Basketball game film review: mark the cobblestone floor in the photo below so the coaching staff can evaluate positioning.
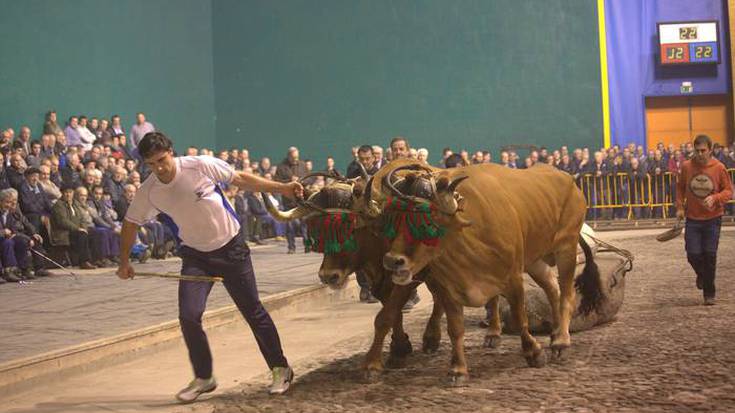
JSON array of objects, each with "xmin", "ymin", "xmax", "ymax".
[
  {"xmin": 214, "ymin": 231, "xmax": 735, "ymax": 413},
  {"xmin": 0, "ymin": 241, "xmax": 322, "ymax": 362}
]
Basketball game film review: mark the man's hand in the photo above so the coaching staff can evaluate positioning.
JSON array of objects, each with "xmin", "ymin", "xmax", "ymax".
[
  {"xmin": 79, "ymin": 227, "xmax": 88, "ymax": 233},
  {"xmin": 117, "ymin": 261, "xmax": 135, "ymax": 280},
  {"xmin": 3, "ymin": 229, "xmax": 11, "ymax": 238},
  {"xmin": 32, "ymin": 234, "xmax": 43, "ymax": 243},
  {"xmin": 703, "ymin": 195, "xmax": 716, "ymax": 210},
  {"xmin": 281, "ymin": 182, "xmax": 304, "ymax": 200},
  {"xmin": 676, "ymin": 208, "xmax": 685, "ymax": 221}
]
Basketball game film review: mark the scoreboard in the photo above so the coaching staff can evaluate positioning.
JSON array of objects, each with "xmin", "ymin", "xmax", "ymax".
[{"xmin": 658, "ymin": 21, "xmax": 719, "ymax": 65}]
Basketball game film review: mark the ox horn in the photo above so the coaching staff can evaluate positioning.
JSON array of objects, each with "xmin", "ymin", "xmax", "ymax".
[
  {"xmin": 299, "ymin": 170, "xmax": 349, "ymax": 186},
  {"xmin": 260, "ymin": 192, "xmax": 314, "ymax": 222}
]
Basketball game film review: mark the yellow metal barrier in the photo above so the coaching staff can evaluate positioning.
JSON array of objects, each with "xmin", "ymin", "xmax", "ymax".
[{"xmin": 581, "ymin": 168, "xmax": 735, "ymax": 218}]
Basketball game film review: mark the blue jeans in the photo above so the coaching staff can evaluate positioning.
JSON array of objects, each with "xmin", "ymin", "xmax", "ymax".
[
  {"xmin": 286, "ymin": 220, "xmax": 307, "ymax": 250},
  {"xmin": 685, "ymin": 217, "xmax": 722, "ymax": 298},
  {"xmin": 178, "ymin": 231, "xmax": 288, "ymax": 378}
]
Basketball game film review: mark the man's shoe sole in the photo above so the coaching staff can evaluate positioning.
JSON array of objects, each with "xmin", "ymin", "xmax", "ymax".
[
  {"xmin": 176, "ymin": 383, "xmax": 217, "ymax": 404},
  {"xmin": 269, "ymin": 369, "xmax": 294, "ymax": 395}
]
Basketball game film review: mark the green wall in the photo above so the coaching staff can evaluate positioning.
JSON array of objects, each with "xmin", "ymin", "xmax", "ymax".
[
  {"xmin": 0, "ymin": 0, "xmax": 215, "ymax": 152},
  {"xmin": 212, "ymin": 0, "xmax": 603, "ymax": 168}
]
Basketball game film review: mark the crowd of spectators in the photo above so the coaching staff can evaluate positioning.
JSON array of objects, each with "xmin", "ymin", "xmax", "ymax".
[{"xmin": 2, "ymin": 109, "xmax": 734, "ymax": 285}]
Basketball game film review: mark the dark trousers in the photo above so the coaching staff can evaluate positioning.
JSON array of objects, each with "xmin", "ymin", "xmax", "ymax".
[
  {"xmin": 178, "ymin": 231, "xmax": 288, "ymax": 379},
  {"xmin": 685, "ymin": 217, "xmax": 722, "ymax": 299},
  {"xmin": 69, "ymin": 230, "xmax": 92, "ymax": 264},
  {"xmin": 0, "ymin": 237, "xmax": 29, "ymax": 269},
  {"xmin": 90, "ymin": 227, "xmax": 120, "ymax": 260},
  {"xmin": 285, "ymin": 220, "xmax": 307, "ymax": 250}
]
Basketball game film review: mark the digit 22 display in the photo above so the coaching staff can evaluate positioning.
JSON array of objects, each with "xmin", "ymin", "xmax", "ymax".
[{"xmin": 658, "ymin": 21, "xmax": 719, "ymax": 65}]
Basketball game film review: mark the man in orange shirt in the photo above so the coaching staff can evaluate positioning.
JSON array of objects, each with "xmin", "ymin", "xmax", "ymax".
[{"xmin": 676, "ymin": 135, "xmax": 733, "ymax": 305}]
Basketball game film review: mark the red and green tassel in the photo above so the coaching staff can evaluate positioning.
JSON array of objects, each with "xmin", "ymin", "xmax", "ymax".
[
  {"xmin": 305, "ymin": 212, "xmax": 358, "ymax": 255},
  {"xmin": 382, "ymin": 197, "xmax": 446, "ymax": 247}
]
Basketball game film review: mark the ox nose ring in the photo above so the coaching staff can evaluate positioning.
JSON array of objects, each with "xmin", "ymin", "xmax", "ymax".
[{"xmin": 394, "ymin": 257, "xmax": 405, "ymax": 267}]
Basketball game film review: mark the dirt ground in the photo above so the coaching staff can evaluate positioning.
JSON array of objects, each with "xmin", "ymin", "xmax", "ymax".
[{"xmin": 213, "ymin": 231, "xmax": 735, "ymax": 413}]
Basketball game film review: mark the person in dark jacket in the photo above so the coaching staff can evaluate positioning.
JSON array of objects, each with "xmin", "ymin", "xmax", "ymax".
[
  {"xmin": 274, "ymin": 147, "xmax": 308, "ymax": 253},
  {"xmin": 0, "ymin": 188, "xmax": 52, "ymax": 279},
  {"xmin": 60, "ymin": 153, "xmax": 83, "ymax": 188},
  {"xmin": 647, "ymin": 149, "xmax": 668, "ymax": 218},
  {"xmin": 104, "ymin": 166, "xmax": 127, "ymax": 203},
  {"xmin": 50, "ymin": 186, "xmax": 96, "ymax": 269},
  {"xmin": 346, "ymin": 145, "xmax": 378, "ymax": 179},
  {"xmin": 19, "ymin": 167, "xmax": 54, "ymax": 231},
  {"xmin": 6, "ymin": 153, "xmax": 26, "ymax": 190}
]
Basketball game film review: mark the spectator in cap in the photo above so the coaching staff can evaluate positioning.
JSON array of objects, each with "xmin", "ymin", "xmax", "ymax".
[{"xmin": 19, "ymin": 166, "xmax": 54, "ymax": 232}]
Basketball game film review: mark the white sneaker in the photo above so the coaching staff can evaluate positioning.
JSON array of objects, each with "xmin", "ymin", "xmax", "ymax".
[
  {"xmin": 269, "ymin": 366, "xmax": 294, "ymax": 395},
  {"xmin": 175, "ymin": 376, "xmax": 217, "ymax": 403}
]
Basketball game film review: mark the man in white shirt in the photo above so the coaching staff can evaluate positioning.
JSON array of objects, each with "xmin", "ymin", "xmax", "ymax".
[{"xmin": 117, "ymin": 132, "xmax": 302, "ymax": 403}]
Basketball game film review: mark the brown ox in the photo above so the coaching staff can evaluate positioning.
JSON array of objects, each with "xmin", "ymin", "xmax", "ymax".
[
  {"xmin": 263, "ymin": 173, "xmax": 446, "ymax": 380},
  {"xmin": 377, "ymin": 160, "xmax": 603, "ymax": 382}
]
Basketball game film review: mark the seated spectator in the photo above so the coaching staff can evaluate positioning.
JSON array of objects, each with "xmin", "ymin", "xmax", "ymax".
[
  {"xmin": 50, "ymin": 186, "xmax": 96, "ymax": 269},
  {"xmin": 0, "ymin": 153, "xmax": 9, "ymax": 191},
  {"xmin": 43, "ymin": 110, "xmax": 62, "ymax": 135},
  {"xmin": 0, "ymin": 188, "xmax": 51, "ymax": 279},
  {"xmin": 95, "ymin": 119, "xmax": 112, "ymax": 144},
  {"xmin": 38, "ymin": 165, "xmax": 61, "ymax": 202},
  {"xmin": 245, "ymin": 191, "xmax": 284, "ymax": 244},
  {"xmin": 26, "ymin": 140, "xmax": 43, "ymax": 168},
  {"xmin": 108, "ymin": 115, "xmax": 125, "ymax": 138},
  {"xmin": 7, "ymin": 153, "xmax": 26, "ymax": 190},
  {"xmin": 105, "ymin": 166, "xmax": 127, "ymax": 203},
  {"xmin": 40, "ymin": 134, "xmax": 56, "ymax": 158},
  {"xmin": 64, "ymin": 116, "xmax": 82, "ymax": 147},
  {"xmin": 61, "ymin": 153, "xmax": 83, "ymax": 188},
  {"xmin": 77, "ymin": 116, "xmax": 96, "ymax": 150},
  {"xmin": 75, "ymin": 187, "xmax": 119, "ymax": 267},
  {"xmin": 19, "ymin": 166, "xmax": 54, "ymax": 232},
  {"xmin": 15, "ymin": 126, "xmax": 32, "ymax": 156}
]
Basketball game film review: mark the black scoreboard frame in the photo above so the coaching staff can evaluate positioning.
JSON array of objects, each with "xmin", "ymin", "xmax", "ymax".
[{"xmin": 656, "ymin": 20, "xmax": 721, "ymax": 65}]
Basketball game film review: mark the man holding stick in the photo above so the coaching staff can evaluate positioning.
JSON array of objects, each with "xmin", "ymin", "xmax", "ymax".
[
  {"xmin": 676, "ymin": 135, "xmax": 733, "ymax": 306},
  {"xmin": 116, "ymin": 132, "xmax": 302, "ymax": 402}
]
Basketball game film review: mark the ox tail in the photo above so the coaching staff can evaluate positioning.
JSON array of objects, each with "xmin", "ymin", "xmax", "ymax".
[{"xmin": 575, "ymin": 236, "xmax": 604, "ymax": 315}]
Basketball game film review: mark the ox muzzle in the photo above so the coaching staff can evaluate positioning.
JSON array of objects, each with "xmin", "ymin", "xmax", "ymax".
[{"xmin": 383, "ymin": 253, "xmax": 414, "ymax": 286}]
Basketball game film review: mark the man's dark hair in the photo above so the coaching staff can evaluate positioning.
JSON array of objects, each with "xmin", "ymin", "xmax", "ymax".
[
  {"xmin": 390, "ymin": 136, "xmax": 409, "ymax": 150},
  {"xmin": 68, "ymin": 115, "xmax": 78, "ymax": 122},
  {"xmin": 442, "ymin": 147, "xmax": 451, "ymax": 155},
  {"xmin": 444, "ymin": 153, "xmax": 464, "ymax": 168},
  {"xmin": 91, "ymin": 185, "xmax": 104, "ymax": 193},
  {"xmin": 79, "ymin": 115, "xmax": 88, "ymax": 122},
  {"xmin": 138, "ymin": 132, "xmax": 173, "ymax": 159},
  {"xmin": 693, "ymin": 134, "xmax": 713, "ymax": 149},
  {"xmin": 358, "ymin": 144, "xmax": 373, "ymax": 154},
  {"xmin": 30, "ymin": 139, "xmax": 41, "ymax": 147}
]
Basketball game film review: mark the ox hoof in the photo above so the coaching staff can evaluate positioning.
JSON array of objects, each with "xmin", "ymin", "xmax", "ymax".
[
  {"xmin": 446, "ymin": 372, "xmax": 469, "ymax": 387},
  {"xmin": 483, "ymin": 334, "xmax": 502, "ymax": 349},
  {"xmin": 422, "ymin": 337, "xmax": 441, "ymax": 354},
  {"xmin": 550, "ymin": 345, "xmax": 570, "ymax": 363},
  {"xmin": 386, "ymin": 355, "xmax": 408, "ymax": 369},
  {"xmin": 363, "ymin": 369, "xmax": 383, "ymax": 383},
  {"xmin": 525, "ymin": 349, "xmax": 547, "ymax": 368}
]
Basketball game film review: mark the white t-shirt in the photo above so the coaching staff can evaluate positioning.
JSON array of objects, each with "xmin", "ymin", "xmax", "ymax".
[{"xmin": 125, "ymin": 156, "xmax": 240, "ymax": 252}]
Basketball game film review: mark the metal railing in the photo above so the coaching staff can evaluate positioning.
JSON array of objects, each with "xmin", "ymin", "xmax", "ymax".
[{"xmin": 579, "ymin": 169, "xmax": 735, "ymax": 220}]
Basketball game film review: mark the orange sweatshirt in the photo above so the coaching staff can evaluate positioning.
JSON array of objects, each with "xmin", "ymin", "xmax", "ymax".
[{"xmin": 676, "ymin": 158, "xmax": 733, "ymax": 220}]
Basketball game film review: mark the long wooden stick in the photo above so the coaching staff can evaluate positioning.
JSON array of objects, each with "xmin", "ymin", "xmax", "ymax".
[{"xmin": 133, "ymin": 272, "xmax": 224, "ymax": 283}]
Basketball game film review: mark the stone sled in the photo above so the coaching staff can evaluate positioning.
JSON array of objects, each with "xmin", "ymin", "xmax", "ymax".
[{"xmin": 500, "ymin": 253, "xmax": 632, "ymax": 334}]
